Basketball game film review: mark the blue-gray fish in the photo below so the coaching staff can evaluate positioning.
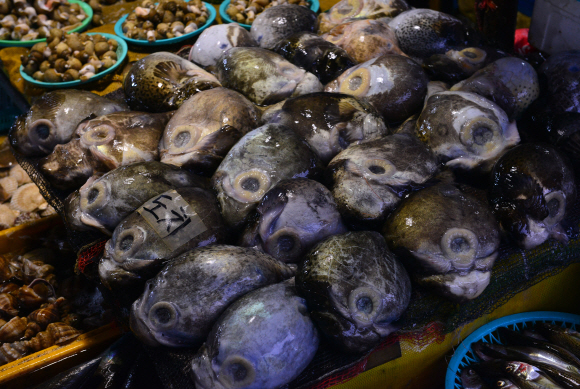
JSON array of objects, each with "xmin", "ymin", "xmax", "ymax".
[{"xmin": 191, "ymin": 279, "xmax": 319, "ymax": 389}]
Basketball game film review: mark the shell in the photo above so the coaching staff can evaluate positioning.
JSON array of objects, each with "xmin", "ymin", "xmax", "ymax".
[
  {"xmin": 0, "ymin": 317, "xmax": 28, "ymax": 343},
  {"xmin": 0, "ymin": 293, "xmax": 19, "ymax": 317},
  {"xmin": 0, "ymin": 177, "xmax": 18, "ymax": 201},
  {"xmin": 28, "ymin": 302, "xmax": 61, "ymax": 329},
  {"xmin": 0, "ymin": 204, "xmax": 17, "ymax": 230},
  {"xmin": 40, "ymin": 206, "xmax": 57, "ymax": 217},
  {"xmin": 10, "ymin": 183, "xmax": 45, "ymax": 212},
  {"xmin": 9, "ymin": 165, "xmax": 32, "ymax": 186},
  {"xmin": 13, "ymin": 284, "xmax": 49, "ymax": 310}
]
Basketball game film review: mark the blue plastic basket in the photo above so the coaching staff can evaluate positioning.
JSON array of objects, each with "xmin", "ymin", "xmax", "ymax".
[{"xmin": 445, "ymin": 311, "xmax": 580, "ymax": 389}]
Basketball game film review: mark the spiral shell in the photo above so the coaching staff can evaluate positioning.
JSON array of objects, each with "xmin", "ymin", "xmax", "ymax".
[
  {"xmin": 10, "ymin": 183, "xmax": 45, "ymax": 212},
  {"xmin": 0, "ymin": 316, "xmax": 27, "ymax": 343},
  {"xmin": 9, "ymin": 165, "xmax": 32, "ymax": 186},
  {"xmin": 0, "ymin": 292, "xmax": 19, "ymax": 317},
  {"xmin": 13, "ymin": 284, "xmax": 48, "ymax": 310},
  {"xmin": 28, "ymin": 301, "xmax": 60, "ymax": 329}
]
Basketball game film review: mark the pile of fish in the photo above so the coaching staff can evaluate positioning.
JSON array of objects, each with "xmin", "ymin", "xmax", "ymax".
[
  {"xmin": 461, "ymin": 324, "xmax": 580, "ymax": 388},
  {"xmin": 8, "ymin": 0, "xmax": 580, "ymax": 386}
]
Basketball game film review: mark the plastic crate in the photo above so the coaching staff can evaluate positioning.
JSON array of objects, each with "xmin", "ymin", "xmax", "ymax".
[{"xmin": 445, "ymin": 311, "xmax": 580, "ymax": 389}]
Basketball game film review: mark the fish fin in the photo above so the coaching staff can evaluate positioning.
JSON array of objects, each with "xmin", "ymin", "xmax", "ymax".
[
  {"xmin": 34, "ymin": 92, "xmax": 66, "ymax": 122},
  {"xmin": 153, "ymin": 61, "xmax": 187, "ymax": 86}
]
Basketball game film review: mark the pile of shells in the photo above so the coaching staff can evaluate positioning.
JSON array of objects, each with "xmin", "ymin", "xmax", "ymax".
[
  {"xmin": 20, "ymin": 29, "xmax": 118, "ymax": 82},
  {"xmin": 225, "ymin": 0, "xmax": 309, "ymax": 25},
  {"xmin": 121, "ymin": 0, "xmax": 209, "ymax": 42},
  {"xmin": 0, "ymin": 0, "xmax": 87, "ymax": 41}
]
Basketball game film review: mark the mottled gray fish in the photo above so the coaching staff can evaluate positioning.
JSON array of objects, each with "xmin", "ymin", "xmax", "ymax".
[
  {"xmin": 39, "ymin": 139, "xmax": 98, "ymax": 191},
  {"xmin": 250, "ymin": 4, "xmax": 316, "ymax": 50},
  {"xmin": 130, "ymin": 246, "xmax": 295, "ymax": 348},
  {"xmin": 240, "ymin": 178, "xmax": 347, "ymax": 263},
  {"xmin": 212, "ymin": 123, "xmax": 323, "ymax": 229},
  {"xmin": 160, "ymin": 88, "xmax": 261, "ymax": 176},
  {"xmin": 11, "ymin": 90, "xmax": 128, "ymax": 157},
  {"xmin": 123, "ymin": 52, "xmax": 221, "ymax": 113},
  {"xmin": 67, "ymin": 161, "xmax": 208, "ymax": 234},
  {"xmin": 384, "ymin": 182, "xmax": 500, "ymax": 302},
  {"xmin": 99, "ymin": 187, "xmax": 226, "ymax": 290},
  {"xmin": 296, "ymin": 231, "xmax": 411, "ymax": 353},
  {"xmin": 191, "ymin": 279, "xmax": 319, "ymax": 389}
]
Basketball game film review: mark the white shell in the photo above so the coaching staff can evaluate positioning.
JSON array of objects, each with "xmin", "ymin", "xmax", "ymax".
[
  {"xmin": 0, "ymin": 204, "xmax": 16, "ymax": 229},
  {"xmin": 9, "ymin": 183, "xmax": 45, "ymax": 212},
  {"xmin": 9, "ymin": 165, "xmax": 31, "ymax": 185}
]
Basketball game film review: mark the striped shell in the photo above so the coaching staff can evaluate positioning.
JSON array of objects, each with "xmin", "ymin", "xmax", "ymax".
[{"xmin": 10, "ymin": 183, "xmax": 45, "ymax": 213}]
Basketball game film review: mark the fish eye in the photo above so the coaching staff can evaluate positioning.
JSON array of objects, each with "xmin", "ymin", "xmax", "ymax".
[
  {"xmin": 356, "ymin": 296, "xmax": 373, "ymax": 314},
  {"xmin": 80, "ymin": 181, "xmax": 110, "ymax": 213},
  {"xmin": 339, "ymin": 68, "xmax": 371, "ymax": 96},
  {"xmin": 87, "ymin": 188, "xmax": 100, "ymax": 204},
  {"xmin": 363, "ymin": 159, "xmax": 395, "ymax": 177},
  {"xmin": 232, "ymin": 170, "xmax": 270, "ymax": 202},
  {"xmin": 240, "ymin": 177, "xmax": 260, "ymax": 192},
  {"xmin": 35, "ymin": 124, "xmax": 50, "ymax": 140},
  {"xmin": 460, "ymin": 117, "xmax": 500, "ymax": 152},
  {"xmin": 219, "ymin": 355, "xmax": 256, "ymax": 387},
  {"xmin": 441, "ymin": 228, "xmax": 478, "ymax": 269},
  {"xmin": 119, "ymin": 234, "xmax": 134, "ymax": 252},
  {"xmin": 472, "ymin": 126, "xmax": 493, "ymax": 146},
  {"xmin": 543, "ymin": 190, "xmax": 566, "ymax": 226},
  {"xmin": 173, "ymin": 131, "xmax": 191, "ymax": 148},
  {"xmin": 113, "ymin": 227, "xmax": 145, "ymax": 259},
  {"xmin": 348, "ymin": 287, "xmax": 381, "ymax": 324},
  {"xmin": 149, "ymin": 302, "xmax": 178, "ymax": 328}
]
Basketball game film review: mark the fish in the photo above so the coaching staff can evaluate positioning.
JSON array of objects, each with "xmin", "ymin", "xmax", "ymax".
[
  {"xmin": 273, "ymin": 32, "xmax": 357, "ymax": 84},
  {"xmin": 321, "ymin": 18, "xmax": 406, "ymax": 64},
  {"xmin": 265, "ymin": 92, "xmax": 387, "ymax": 163},
  {"xmin": 296, "ymin": 231, "xmax": 411, "ymax": 353},
  {"xmin": 537, "ymin": 51, "xmax": 580, "ymax": 114},
  {"xmin": 327, "ymin": 133, "xmax": 439, "ymax": 230},
  {"xmin": 130, "ymin": 245, "xmax": 295, "ymax": 348},
  {"xmin": 535, "ymin": 323, "xmax": 580, "ymax": 360},
  {"xmin": 189, "ymin": 24, "xmax": 258, "ymax": 69},
  {"xmin": 212, "ymin": 123, "xmax": 323, "ymax": 229},
  {"xmin": 123, "ymin": 52, "xmax": 221, "ymax": 113},
  {"xmin": 215, "ymin": 47, "xmax": 323, "ymax": 106},
  {"xmin": 461, "ymin": 367, "xmax": 492, "ymax": 389},
  {"xmin": 489, "ymin": 143, "xmax": 576, "ymax": 249},
  {"xmin": 388, "ymin": 9, "xmax": 477, "ymax": 60},
  {"xmin": 472, "ymin": 360, "xmax": 564, "ymax": 389},
  {"xmin": 240, "ymin": 178, "xmax": 347, "ymax": 263},
  {"xmin": 451, "ymin": 57, "xmax": 540, "ymax": 120},
  {"xmin": 10, "ymin": 90, "xmax": 128, "ymax": 157},
  {"xmin": 75, "ymin": 111, "xmax": 172, "ymax": 171},
  {"xmin": 190, "ymin": 279, "xmax": 319, "ymax": 389},
  {"xmin": 99, "ymin": 187, "xmax": 226, "ymax": 290},
  {"xmin": 66, "ymin": 161, "xmax": 208, "ymax": 235},
  {"xmin": 416, "ymin": 91, "xmax": 520, "ymax": 172},
  {"xmin": 383, "ymin": 182, "xmax": 500, "ymax": 302},
  {"xmin": 325, "ymin": 54, "xmax": 429, "ymax": 123},
  {"xmin": 250, "ymin": 4, "xmax": 317, "ymax": 50},
  {"xmin": 159, "ymin": 87, "xmax": 261, "ymax": 176},
  {"xmin": 317, "ymin": 0, "xmax": 410, "ymax": 35},
  {"xmin": 39, "ymin": 139, "xmax": 98, "ymax": 191}
]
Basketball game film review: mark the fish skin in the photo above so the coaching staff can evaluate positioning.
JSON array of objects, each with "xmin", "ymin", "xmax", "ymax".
[
  {"xmin": 535, "ymin": 323, "xmax": 580, "ymax": 360},
  {"xmin": 190, "ymin": 279, "xmax": 319, "ymax": 389},
  {"xmin": 212, "ymin": 123, "xmax": 323, "ymax": 229},
  {"xmin": 296, "ymin": 231, "xmax": 411, "ymax": 354},
  {"xmin": 471, "ymin": 360, "xmax": 563, "ymax": 389},
  {"xmin": 239, "ymin": 178, "xmax": 347, "ymax": 263},
  {"xmin": 10, "ymin": 90, "xmax": 129, "ymax": 157},
  {"xmin": 123, "ymin": 52, "xmax": 221, "ymax": 113},
  {"xmin": 67, "ymin": 162, "xmax": 208, "ymax": 234},
  {"xmin": 39, "ymin": 139, "xmax": 97, "ymax": 191},
  {"xmin": 160, "ymin": 87, "xmax": 261, "ymax": 176},
  {"xmin": 99, "ymin": 187, "xmax": 226, "ymax": 290},
  {"xmin": 250, "ymin": 4, "xmax": 316, "ymax": 50},
  {"xmin": 130, "ymin": 246, "xmax": 295, "ymax": 348}
]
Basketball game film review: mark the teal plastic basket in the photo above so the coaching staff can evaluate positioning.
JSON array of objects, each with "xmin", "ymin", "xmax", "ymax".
[
  {"xmin": 445, "ymin": 311, "xmax": 580, "ymax": 389},
  {"xmin": 219, "ymin": 0, "xmax": 319, "ymax": 30}
]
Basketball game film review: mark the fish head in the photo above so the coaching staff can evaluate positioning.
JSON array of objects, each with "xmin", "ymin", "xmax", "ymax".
[
  {"xmin": 417, "ymin": 91, "xmax": 520, "ymax": 171},
  {"xmin": 39, "ymin": 138, "xmax": 94, "ymax": 190},
  {"xmin": 189, "ymin": 24, "xmax": 257, "ymax": 67}
]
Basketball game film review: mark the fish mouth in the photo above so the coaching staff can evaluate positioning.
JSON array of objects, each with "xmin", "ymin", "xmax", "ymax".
[
  {"xmin": 191, "ymin": 345, "xmax": 227, "ymax": 389},
  {"xmin": 98, "ymin": 254, "xmax": 140, "ymax": 290},
  {"xmin": 129, "ymin": 299, "xmax": 161, "ymax": 347}
]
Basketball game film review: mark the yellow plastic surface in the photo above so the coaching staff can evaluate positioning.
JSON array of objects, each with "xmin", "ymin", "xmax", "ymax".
[{"xmin": 334, "ymin": 263, "xmax": 580, "ymax": 389}]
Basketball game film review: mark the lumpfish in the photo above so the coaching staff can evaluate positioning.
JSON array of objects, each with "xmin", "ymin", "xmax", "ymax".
[
  {"xmin": 130, "ymin": 246, "xmax": 295, "ymax": 348},
  {"xmin": 76, "ymin": 111, "xmax": 172, "ymax": 171},
  {"xmin": 240, "ymin": 178, "xmax": 347, "ymax": 263},
  {"xmin": 212, "ymin": 123, "xmax": 323, "ymax": 229},
  {"xmin": 159, "ymin": 88, "xmax": 261, "ymax": 176},
  {"xmin": 273, "ymin": 32, "xmax": 357, "ymax": 84},
  {"xmin": 39, "ymin": 139, "xmax": 98, "ymax": 191},
  {"xmin": 461, "ymin": 367, "xmax": 491, "ymax": 389},
  {"xmin": 296, "ymin": 231, "xmax": 411, "ymax": 353},
  {"xmin": 189, "ymin": 24, "xmax": 258, "ymax": 69},
  {"xmin": 215, "ymin": 47, "xmax": 323, "ymax": 106},
  {"xmin": 250, "ymin": 4, "xmax": 316, "ymax": 50},
  {"xmin": 99, "ymin": 187, "xmax": 226, "ymax": 290},
  {"xmin": 535, "ymin": 323, "xmax": 580, "ymax": 359},
  {"xmin": 67, "ymin": 161, "xmax": 208, "ymax": 234},
  {"xmin": 451, "ymin": 57, "xmax": 540, "ymax": 120},
  {"xmin": 317, "ymin": 0, "xmax": 410, "ymax": 34},
  {"xmin": 322, "ymin": 18, "xmax": 406, "ymax": 64},
  {"xmin": 327, "ymin": 133, "xmax": 439, "ymax": 230},
  {"xmin": 191, "ymin": 279, "xmax": 319, "ymax": 389},
  {"xmin": 10, "ymin": 90, "xmax": 128, "ymax": 157},
  {"xmin": 537, "ymin": 50, "xmax": 580, "ymax": 114},
  {"xmin": 489, "ymin": 144, "xmax": 576, "ymax": 249},
  {"xmin": 325, "ymin": 54, "xmax": 429, "ymax": 123},
  {"xmin": 123, "ymin": 52, "xmax": 221, "ymax": 113},
  {"xmin": 416, "ymin": 91, "xmax": 520, "ymax": 171},
  {"xmin": 265, "ymin": 92, "xmax": 387, "ymax": 163},
  {"xmin": 384, "ymin": 182, "xmax": 500, "ymax": 302},
  {"xmin": 388, "ymin": 9, "xmax": 476, "ymax": 60}
]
